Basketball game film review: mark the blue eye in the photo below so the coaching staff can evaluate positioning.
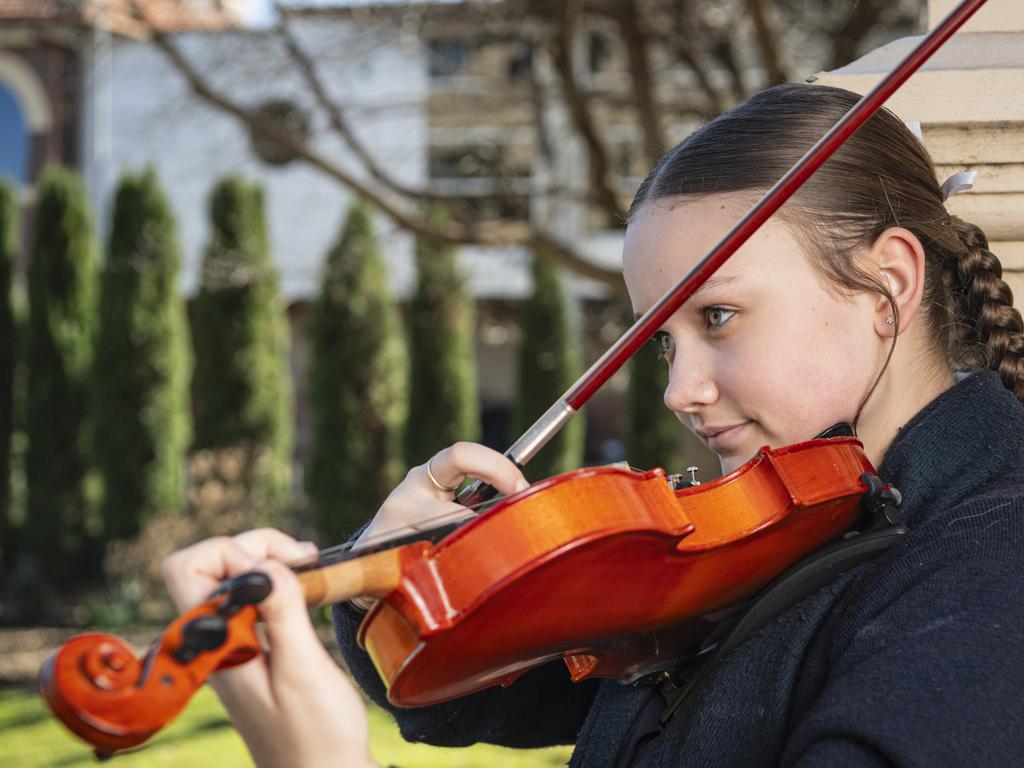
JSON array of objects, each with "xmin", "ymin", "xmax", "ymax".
[
  {"xmin": 701, "ymin": 306, "xmax": 736, "ymax": 330},
  {"xmin": 651, "ymin": 331, "xmax": 675, "ymax": 361}
]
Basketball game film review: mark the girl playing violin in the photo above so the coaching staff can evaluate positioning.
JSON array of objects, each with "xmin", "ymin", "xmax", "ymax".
[{"xmin": 163, "ymin": 84, "xmax": 1024, "ymax": 767}]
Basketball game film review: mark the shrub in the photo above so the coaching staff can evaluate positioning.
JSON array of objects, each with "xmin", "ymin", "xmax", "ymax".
[
  {"xmin": 95, "ymin": 169, "xmax": 191, "ymax": 543},
  {"xmin": 0, "ymin": 182, "xmax": 16, "ymax": 566},
  {"xmin": 98, "ymin": 447, "xmax": 291, "ymax": 625},
  {"xmin": 191, "ymin": 177, "xmax": 292, "ymax": 511},
  {"xmin": 24, "ymin": 167, "xmax": 100, "ymax": 584},
  {"xmin": 404, "ymin": 215, "xmax": 478, "ymax": 466},
  {"xmin": 307, "ymin": 200, "xmax": 406, "ymax": 541},
  {"xmin": 513, "ymin": 256, "xmax": 584, "ymax": 481}
]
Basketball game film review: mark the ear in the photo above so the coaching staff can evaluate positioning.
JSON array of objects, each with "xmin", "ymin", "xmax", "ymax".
[{"xmin": 868, "ymin": 227, "xmax": 927, "ymax": 338}]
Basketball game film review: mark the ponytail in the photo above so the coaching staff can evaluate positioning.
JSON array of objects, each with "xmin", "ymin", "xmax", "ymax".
[{"xmin": 947, "ymin": 217, "xmax": 1024, "ymax": 400}]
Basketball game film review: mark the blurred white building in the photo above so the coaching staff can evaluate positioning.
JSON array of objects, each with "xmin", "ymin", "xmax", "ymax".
[
  {"xmin": 84, "ymin": 19, "xmax": 428, "ymax": 300},
  {"xmin": 0, "ymin": 0, "xmax": 632, "ymax": 466}
]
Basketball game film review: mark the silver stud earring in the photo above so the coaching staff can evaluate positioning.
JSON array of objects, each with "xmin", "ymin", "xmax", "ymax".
[{"xmin": 884, "ymin": 315, "xmax": 895, "ymax": 326}]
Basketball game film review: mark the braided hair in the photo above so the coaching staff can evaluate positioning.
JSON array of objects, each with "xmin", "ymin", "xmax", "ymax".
[
  {"xmin": 629, "ymin": 84, "xmax": 1024, "ymax": 402},
  {"xmin": 943, "ymin": 218, "xmax": 1024, "ymax": 394}
]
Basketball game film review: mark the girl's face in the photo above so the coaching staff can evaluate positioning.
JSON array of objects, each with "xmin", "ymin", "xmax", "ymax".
[{"xmin": 623, "ymin": 196, "xmax": 884, "ymax": 474}]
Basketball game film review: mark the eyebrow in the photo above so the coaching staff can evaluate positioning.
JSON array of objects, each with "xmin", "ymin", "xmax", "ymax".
[{"xmin": 633, "ymin": 274, "xmax": 741, "ymax": 320}]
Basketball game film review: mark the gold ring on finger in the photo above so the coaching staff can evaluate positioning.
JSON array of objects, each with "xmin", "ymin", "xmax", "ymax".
[{"xmin": 426, "ymin": 457, "xmax": 460, "ymax": 494}]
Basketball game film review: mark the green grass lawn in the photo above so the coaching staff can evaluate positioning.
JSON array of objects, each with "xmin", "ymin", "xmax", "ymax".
[{"xmin": 0, "ymin": 686, "xmax": 572, "ymax": 767}]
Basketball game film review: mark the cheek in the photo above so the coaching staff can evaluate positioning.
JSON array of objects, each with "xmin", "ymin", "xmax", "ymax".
[{"xmin": 726, "ymin": 304, "xmax": 876, "ymax": 440}]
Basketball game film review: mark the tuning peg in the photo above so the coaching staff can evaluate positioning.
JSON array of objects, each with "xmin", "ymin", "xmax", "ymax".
[
  {"xmin": 174, "ymin": 614, "xmax": 229, "ymax": 663},
  {"xmin": 220, "ymin": 571, "xmax": 273, "ymax": 611}
]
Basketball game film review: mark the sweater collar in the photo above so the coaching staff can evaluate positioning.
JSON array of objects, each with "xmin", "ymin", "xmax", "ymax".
[{"xmin": 876, "ymin": 370, "xmax": 1024, "ymax": 527}]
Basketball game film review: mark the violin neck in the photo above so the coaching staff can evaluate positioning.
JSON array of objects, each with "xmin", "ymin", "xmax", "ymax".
[{"xmin": 296, "ymin": 548, "xmax": 403, "ymax": 607}]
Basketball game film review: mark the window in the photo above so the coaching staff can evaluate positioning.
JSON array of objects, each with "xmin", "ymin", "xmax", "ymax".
[
  {"xmin": 507, "ymin": 44, "xmax": 532, "ymax": 82},
  {"xmin": 445, "ymin": 194, "xmax": 529, "ymax": 222},
  {"xmin": 0, "ymin": 83, "xmax": 28, "ymax": 185},
  {"xmin": 429, "ymin": 144, "xmax": 505, "ymax": 179},
  {"xmin": 427, "ymin": 39, "xmax": 470, "ymax": 80},
  {"xmin": 588, "ymin": 31, "xmax": 612, "ymax": 74}
]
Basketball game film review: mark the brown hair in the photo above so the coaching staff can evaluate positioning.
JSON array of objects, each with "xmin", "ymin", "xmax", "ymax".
[{"xmin": 629, "ymin": 84, "xmax": 1024, "ymax": 401}]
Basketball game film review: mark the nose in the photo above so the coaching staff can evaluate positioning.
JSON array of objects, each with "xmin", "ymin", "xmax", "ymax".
[{"xmin": 663, "ymin": 342, "xmax": 718, "ymax": 414}]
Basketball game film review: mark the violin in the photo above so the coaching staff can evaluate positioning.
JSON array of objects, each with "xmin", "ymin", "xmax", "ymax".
[
  {"xmin": 41, "ymin": 435, "xmax": 876, "ymax": 756},
  {"xmin": 38, "ymin": 0, "xmax": 988, "ymax": 758}
]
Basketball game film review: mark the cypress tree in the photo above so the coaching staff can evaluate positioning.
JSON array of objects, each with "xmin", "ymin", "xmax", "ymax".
[
  {"xmin": 513, "ymin": 255, "xmax": 584, "ymax": 481},
  {"xmin": 95, "ymin": 169, "xmax": 191, "ymax": 543},
  {"xmin": 626, "ymin": 341, "xmax": 685, "ymax": 472},
  {"xmin": 307, "ymin": 200, "xmax": 406, "ymax": 541},
  {"xmin": 191, "ymin": 176, "xmax": 292, "ymax": 506},
  {"xmin": 0, "ymin": 182, "xmax": 16, "ymax": 563},
  {"xmin": 404, "ymin": 214, "xmax": 478, "ymax": 466},
  {"xmin": 25, "ymin": 167, "xmax": 99, "ymax": 583}
]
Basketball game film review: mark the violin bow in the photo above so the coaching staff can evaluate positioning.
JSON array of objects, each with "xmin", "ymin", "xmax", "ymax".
[{"xmin": 458, "ymin": 0, "xmax": 990, "ymax": 507}]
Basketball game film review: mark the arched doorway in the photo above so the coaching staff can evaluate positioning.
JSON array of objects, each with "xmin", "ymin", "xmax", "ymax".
[
  {"xmin": 0, "ymin": 51, "xmax": 54, "ymax": 191},
  {"xmin": 0, "ymin": 82, "xmax": 29, "ymax": 185}
]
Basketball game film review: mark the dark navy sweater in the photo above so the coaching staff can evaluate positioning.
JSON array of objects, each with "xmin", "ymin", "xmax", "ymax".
[{"xmin": 334, "ymin": 370, "xmax": 1024, "ymax": 766}]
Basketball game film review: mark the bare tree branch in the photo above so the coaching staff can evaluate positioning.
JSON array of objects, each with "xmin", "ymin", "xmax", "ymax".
[
  {"xmin": 275, "ymin": 7, "xmax": 447, "ymax": 207},
  {"xmin": 120, "ymin": 0, "xmax": 916, "ymax": 300},
  {"xmin": 139, "ymin": 16, "xmax": 624, "ymax": 291},
  {"xmin": 744, "ymin": 0, "xmax": 790, "ymax": 85},
  {"xmin": 548, "ymin": 0, "xmax": 627, "ymax": 221},
  {"xmin": 656, "ymin": 0, "xmax": 727, "ymax": 114},
  {"xmin": 276, "ymin": 6, "xmax": 520, "ymax": 226},
  {"xmin": 827, "ymin": 0, "xmax": 886, "ymax": 69},
  {"xmin": 527, "ymin": 45, "xmax": 555, "ymax": 164},
  {"xmin": 709, "ymin": 31, "xmax": 749, "ymax": 100},
  {"xmin": 661, "ymin": 1, "xmax": 751, "ymax": 101},
  {"xmin": 612, "ymin": 0, "xmax": 667, "ymax": 167}
]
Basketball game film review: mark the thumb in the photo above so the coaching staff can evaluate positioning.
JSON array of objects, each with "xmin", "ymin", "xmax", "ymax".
[{"xmin": 250, "ymin": 558, "xmax": 324, "ymax": 655}]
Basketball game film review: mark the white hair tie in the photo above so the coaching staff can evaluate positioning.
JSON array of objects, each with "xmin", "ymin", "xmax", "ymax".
[
  {"xmin": 903, "ymin": 120, "xmax": 978, "ymax": 202},
  {"xmin": 905, "ymin": 120, "xmax": 924, "ymax": 142},
  {"xmin": 940, "ymin": 170, "xmax": 978, "ymax": 201}
]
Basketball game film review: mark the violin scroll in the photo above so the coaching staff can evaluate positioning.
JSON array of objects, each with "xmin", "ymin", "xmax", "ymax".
[{"xmin": 40, "ymin": 572, "xmax": 272, "ymax": 758}]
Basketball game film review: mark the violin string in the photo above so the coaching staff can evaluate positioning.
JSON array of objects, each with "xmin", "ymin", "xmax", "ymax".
[
  {"xmin": 313, "ymin": 507, "xmax": 474, "ymax": 558},
  {"xmin": 343, "ymin": 497, "xmax": 499, "ymax": 550},
  {"xmin": 292, "ymin": 493, "xmax": 508, "ymax": 567}
]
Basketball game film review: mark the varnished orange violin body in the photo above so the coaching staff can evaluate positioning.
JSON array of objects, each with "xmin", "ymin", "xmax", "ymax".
[
  {"xmin": 40, "ymin": 436, "xmax": 876, "ymax": 756},
  {"xmin": 359, "ymin": 436, "xmax": 874, "ymax": 704}
]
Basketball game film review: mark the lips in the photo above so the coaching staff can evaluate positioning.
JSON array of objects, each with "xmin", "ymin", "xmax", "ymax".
[{"xmin": 696, "ymin": 422, "xmax": 751, "ymax": 451}]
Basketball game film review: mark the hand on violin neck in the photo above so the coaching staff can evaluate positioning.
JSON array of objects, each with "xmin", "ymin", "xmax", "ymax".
[
  {"xmin": 162, "ymin": 530, "xmax": 376, "ymax": 768},
  {"xmin": 356, "ymin": 441, "xmax": 529, "ymax": 549},
  {"xmin": 162, "ymin": 528, "xmax": 317, "ymax": 613}
]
